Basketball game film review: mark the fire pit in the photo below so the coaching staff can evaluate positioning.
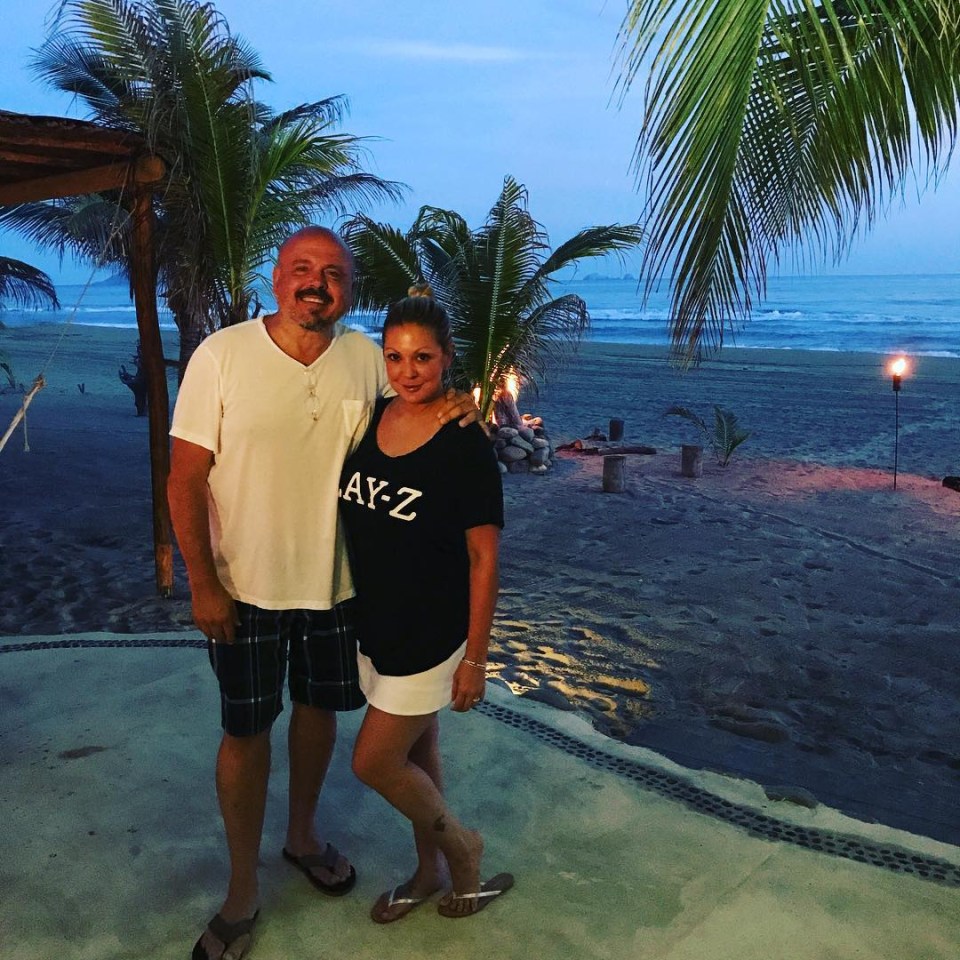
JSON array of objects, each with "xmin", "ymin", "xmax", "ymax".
[{"xmin": 488, "ymin": 372, "xmax": 554, "ymax": 475}]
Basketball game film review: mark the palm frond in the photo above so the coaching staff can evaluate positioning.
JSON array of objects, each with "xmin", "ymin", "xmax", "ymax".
[
  {"xmin": 618, "ymin": 0, "xmax": 960, "ymax": 362},
  {"xmin": 0, "ymin": 197, "xmax": 131, "ymax": 268},
  {"xmin": 485, "ymin": 292, "xmax": 590, "ymax": 391},
  {"xmin": 342, "ymin": 215, "xmax": 424, "ymax": 312},
  {"xmin": 713, "ymin": 405, "xmax": 751, "ymax": 465},
  {"xmin": 0, "ymin": 257, "xmax": 60, "ymax": 310},
  {"xmin": 536, "ymin": 224, "xmax": 645, "ymax": 279},
  {"xmin": 264, "ymin": 96, "xmax": 349, "ymax": 134},
  {"xmin": 412, "ymin": 206, "xmax": 473, "ymax": 294}
]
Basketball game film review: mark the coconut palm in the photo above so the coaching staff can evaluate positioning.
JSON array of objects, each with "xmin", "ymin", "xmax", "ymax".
[
  {"xmin": 0, "ymin": 257, "xmax": 59, "ymax": 385},
  {"xmin": 1, "ymin": 0, "xmax": 402, "ymax": 371},
  {"xmin": 344, "ymin": 176, "xmax": 643, "ymax": 419},
  {"xmin": 616, "ymin": 1, "xmax": 960, "ymax": 363}
]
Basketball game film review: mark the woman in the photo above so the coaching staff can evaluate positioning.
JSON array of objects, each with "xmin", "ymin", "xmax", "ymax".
[{"xmin": 339, "ymin": 286, "xmax": 512, "ymax": 922}]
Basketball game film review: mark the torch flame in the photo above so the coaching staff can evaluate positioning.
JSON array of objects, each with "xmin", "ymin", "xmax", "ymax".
[
  {"xmin": 504, "ymin": 369, "xmax": 520, "ymax": 401},
  {"xmin": 890, "ymin": 356, "xmax": 908, "ymax": 378}
]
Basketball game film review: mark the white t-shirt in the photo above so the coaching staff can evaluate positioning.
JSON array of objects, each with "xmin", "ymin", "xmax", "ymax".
[{"xmin": 170, "ymin": 318, "xmax": 387, "ymax": 610}]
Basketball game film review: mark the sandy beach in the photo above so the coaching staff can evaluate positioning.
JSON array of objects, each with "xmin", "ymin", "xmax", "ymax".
[{"xmin": 2, "ymin": 324, "xmax": 958, "ymax": 846}]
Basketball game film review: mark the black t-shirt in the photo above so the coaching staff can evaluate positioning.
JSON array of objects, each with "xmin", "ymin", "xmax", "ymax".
[{"xmin": 338, "ymin": 398, "xmax": 504, "ymax": 676}]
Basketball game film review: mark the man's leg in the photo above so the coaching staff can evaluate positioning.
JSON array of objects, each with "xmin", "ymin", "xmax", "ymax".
[
  {"xmin": 282, "ymin": 604, "xmax": 364, "ymax": 886},
  {"xmin": 216, "ymin": 730, "xmax": 271, "ymax": 920},
  {"xmin": 287, "ymin": 703, "xmax": 336, "ymax": 842},
  {"xmin": 197, "ymin": 603, "xmax": 283, "ymax": 957},
  {"xmin": 283, "ymin": 703, "xmax": 352, "ymax": 884},
  {"xmin": 196, "ymin": 731, "xmax": 271, "ymax": 959}
]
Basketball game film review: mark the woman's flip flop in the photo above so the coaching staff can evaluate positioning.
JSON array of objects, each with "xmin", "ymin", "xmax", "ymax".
[
  {"xmin": 437, "ymin": 872, "xmax": 514, "ymax": 918},
  {"xmin": 370, "ymin": 881, "xmax": 434, "ymax": 923}
]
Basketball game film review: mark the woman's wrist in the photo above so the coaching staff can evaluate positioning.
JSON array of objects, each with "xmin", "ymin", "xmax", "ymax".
[{"xmin": 461, "ymin": 657, "xmax": 487, "ymax": 671}]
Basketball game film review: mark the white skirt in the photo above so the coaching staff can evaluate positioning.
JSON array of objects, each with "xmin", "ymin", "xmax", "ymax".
[{"xmin": 358, "ymin": 641, "xmax": 467, "ymax": 716}]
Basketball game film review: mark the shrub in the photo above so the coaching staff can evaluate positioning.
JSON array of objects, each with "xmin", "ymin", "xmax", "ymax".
[{"xmin": 664, "ymin": 405, "xmax": 751, "ymax": 466}]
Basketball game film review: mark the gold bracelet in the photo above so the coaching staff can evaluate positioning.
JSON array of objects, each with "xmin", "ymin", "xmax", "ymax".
[{"xmin": 462, "ymin": 658, "xmax": 487, "ymax": 671}]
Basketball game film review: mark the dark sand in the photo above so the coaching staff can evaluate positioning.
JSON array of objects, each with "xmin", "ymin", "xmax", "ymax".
[{"xmin": 2, "ymin": 328, "xmax": 958, "ymax": 844}]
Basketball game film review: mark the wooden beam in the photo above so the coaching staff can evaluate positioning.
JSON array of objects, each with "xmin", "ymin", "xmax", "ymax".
[
  {"xmin": 0, "ymin": 148, "xmax": 82, "ymax": 167},
  {"xmin": 0, "ymin": 121, "xmax": 141, "ymax": 155},
  {"xmin": 0, "ymin": 155, "xmax": 164, "ymax": 205},
  {"xmin": 129, "ymin": 188, "xmax": 174, "ymax": 597}
]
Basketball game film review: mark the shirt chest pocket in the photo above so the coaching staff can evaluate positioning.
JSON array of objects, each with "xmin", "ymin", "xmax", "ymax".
[{"xmin": 342, "ymin": 399, "xmax": 374, "ymax": 456}]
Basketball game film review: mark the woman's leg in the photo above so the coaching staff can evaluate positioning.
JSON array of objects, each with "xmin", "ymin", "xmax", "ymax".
[
  {"xmin": 407, "ymin": 716, "xmax": 446, "ymax": 888},
  {"xmin": 353, "ymin": 707, "xmax": 483, "ymax": 905}
]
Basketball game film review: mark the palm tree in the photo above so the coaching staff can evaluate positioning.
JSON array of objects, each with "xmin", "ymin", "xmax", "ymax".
[
  {"xmin": 0, "ymin": 256, "xmax": 59, "ymax": 385},
  {"xmin": 1, "ymin": 0, "xmax": 402, "ymax": 371},
  {"xmin": 616, "ymin": 1, "xmax": 960, "ymax": 363},
  {"xmin": 344, "ymin": 176, "xmax": 643, "ymax": 420}
]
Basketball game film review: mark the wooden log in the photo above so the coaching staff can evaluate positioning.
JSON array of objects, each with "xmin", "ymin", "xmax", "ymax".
[
  {"xmin": 609, "ymin": 418, "xmax": 624, "ymax": 441},
  {"xmin": 494, "ymin": 391, "xmax": 523, "ymax": 429},
  {"xmin": 555, "ymin": 440, "xmax": 656, "ymax": 455},
  {"xmin": 680, "ymin": 444, "xmax": 703, "ymax": 478},
  {"xmin": 602, "ymin": 454, "xmax": 627, "ymax": 493}
]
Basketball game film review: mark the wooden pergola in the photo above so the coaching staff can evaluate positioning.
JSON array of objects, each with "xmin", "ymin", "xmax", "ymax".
[{"xmin": 0, "ymin": 109, "xmax": 174, "ymax": 595}]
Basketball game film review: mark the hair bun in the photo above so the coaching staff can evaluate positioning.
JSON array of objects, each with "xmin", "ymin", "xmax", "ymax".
[{"xmin": 407, "ymin": 282, "xmax": 433, "ymax": 299}]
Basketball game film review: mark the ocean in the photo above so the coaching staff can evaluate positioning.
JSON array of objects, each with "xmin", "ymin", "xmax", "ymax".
[{"xmin": 3, "ymin": 272, "xmax": 958, "ymax": 357}]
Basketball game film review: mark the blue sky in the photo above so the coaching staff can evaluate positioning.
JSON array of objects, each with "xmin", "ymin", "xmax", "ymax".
[{"xmin": 2, "ymin": 0, "xmax": 958, "ymax": 283}]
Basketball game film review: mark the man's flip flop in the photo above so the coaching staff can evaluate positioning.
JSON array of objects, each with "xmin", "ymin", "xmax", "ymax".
[
  {"xmin": 437, "ymin": 872, "xmax": 514, "ymax": 918},
  {"xmin": 192, "ymin": 910, "xmax": 259, "ymax": 960},
  {"xmin": 370, "ymin": 881, "xmax": 431, "ymax": 924},
  {"xmin": 282, "ymin": 844, "xmax": 357, "ymax": 896}
]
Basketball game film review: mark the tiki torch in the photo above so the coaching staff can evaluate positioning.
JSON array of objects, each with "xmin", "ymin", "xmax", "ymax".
[{"xmin": 889, "ymin": 356, "xmax": 908, "ymax": 490}]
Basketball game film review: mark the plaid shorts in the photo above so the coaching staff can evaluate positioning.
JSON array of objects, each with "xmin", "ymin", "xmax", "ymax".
[{"xmin": 208, "ymin": 599, "xmax": 365, "ymax": 736}]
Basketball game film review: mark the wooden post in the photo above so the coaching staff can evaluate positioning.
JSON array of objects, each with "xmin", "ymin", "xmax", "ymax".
[
  {"xmin": 129, "ymin": 186, "xmax": 174, "ymax": 596},
  {"xmin": 602, "ymin": 454, "xmax": 627, "ymax": 493},
  {"xmin": 680, "ymin": 444, "xmax": 703, "ymax": 478},
  {"xmin": 609, "ymin": 418, "xmax": 624, "ymax": 441}
]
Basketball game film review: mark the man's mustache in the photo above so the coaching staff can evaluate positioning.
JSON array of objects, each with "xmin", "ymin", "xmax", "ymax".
[{"xmin": 295, "ymin": 287, "xmax": 333, "ymax": 304}]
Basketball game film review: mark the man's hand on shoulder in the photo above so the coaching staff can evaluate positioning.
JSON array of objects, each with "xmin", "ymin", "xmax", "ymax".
[{"xmin": 437, "ymin": 387, "xmax": 484, "ymax": 429}]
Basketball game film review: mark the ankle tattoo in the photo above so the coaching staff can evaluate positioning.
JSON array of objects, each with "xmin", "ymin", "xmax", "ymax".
[{"xmin": 433, "ymin": 815, "xmax": 446, "ymax": 833}]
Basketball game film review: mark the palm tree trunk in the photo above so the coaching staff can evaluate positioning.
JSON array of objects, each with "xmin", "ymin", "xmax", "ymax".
[{"xmin": 176, "ymin": 322, "xmax": 207, "ymax": 383}]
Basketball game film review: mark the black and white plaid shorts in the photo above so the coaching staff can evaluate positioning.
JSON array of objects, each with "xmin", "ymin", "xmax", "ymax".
[{"xmin": 208, "ymin": 599, "xmax": 365, "ymax": 736}]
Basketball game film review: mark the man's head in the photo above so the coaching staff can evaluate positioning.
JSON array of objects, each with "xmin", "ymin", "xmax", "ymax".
[{"xmin": 272, "ymin": 226, "xmax": 354, "ymax": 332}]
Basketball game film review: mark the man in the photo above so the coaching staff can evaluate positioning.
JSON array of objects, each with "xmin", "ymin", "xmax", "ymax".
[{"xmin": 168, "ymin": 226, "xmax": 475, "ymax": 960}]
